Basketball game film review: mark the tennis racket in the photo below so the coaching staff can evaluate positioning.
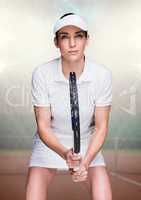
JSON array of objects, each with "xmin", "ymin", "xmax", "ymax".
[{"xmin": 69, "ymin": 72, "xmax": 80, "ymax": 154}]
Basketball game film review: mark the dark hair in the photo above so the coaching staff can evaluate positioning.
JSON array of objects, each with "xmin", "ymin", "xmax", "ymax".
[{"xmin": 55, "ymin": 12, "xmax": 88, "ymax": 40}]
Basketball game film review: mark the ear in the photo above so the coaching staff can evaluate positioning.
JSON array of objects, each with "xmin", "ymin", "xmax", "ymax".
[{"xmin": 54, "ymin": 37, "xmax": 59, "ymax": 48}]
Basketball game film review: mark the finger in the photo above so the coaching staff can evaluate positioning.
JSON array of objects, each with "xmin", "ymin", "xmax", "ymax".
[
  {"xmin": 67, "ymin": 161, "xmax": 80, "ymax": 168},
  {"xmin": 80, "ymin": 165, "xmax": 86, "ymax": 171},
  {"xmin": 67, "ymin": 161, "xmax": 74, "ymax": 169},
  {"xmin": 68, "ymin": 161, "xmax": 80, "ymax": 168},
  {"xmin": 73, "ymin": 166, "xmax": 80, "ymax": 172},
  {"xmin": 66, "ymin": 149, "xmax": 74, "ymax": 158},
  {"xmin": 67, "ymin": 159, "xmax": 78, "ymax": 165},
  {"xmin": 72, "ymin": 170, "xmax": 87, "ymax": 177},
  {"xmin": 72, "ymin": 154, "xmax": 82, "ymax": 160},
  {"xmin": 70, "ymin": 166, "xmax": 80, "ymax": 174},
  {"xmin": 68, "ymin": 163, "xmax": 75, "ymax": 169},
  {"xmin": 72, "ymin": 153, "xmax": 81, "ymax": 158},
  {"xmin": 72, "ymin": 170, "xmax": 88, "ymax": 179},
  {"xmin": 73, "ymin": 166, "xmax": 87, "ymax": 174},
  {"xmin": 73, "ymin": 172, "xmax": 88, "ymax": 181}
]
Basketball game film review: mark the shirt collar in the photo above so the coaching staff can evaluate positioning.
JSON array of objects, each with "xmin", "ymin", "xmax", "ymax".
[{"xmin": 54, "ymin": 57, "xmax": 92, "ymax": 84}]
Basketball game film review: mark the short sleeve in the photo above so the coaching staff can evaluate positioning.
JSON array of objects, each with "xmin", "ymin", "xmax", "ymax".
[
  {"xmin": 95, "ymin": 70, "xmax": 112, "ymax": 107},
  {"xmin": 31, "ymin": 68, "xmax": 50, "ymax": 107}
]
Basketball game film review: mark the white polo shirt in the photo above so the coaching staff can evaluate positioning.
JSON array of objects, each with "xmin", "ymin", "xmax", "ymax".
[{"xmin": 29, "ymin": 57, "xmax": 112, "ymax": 169}]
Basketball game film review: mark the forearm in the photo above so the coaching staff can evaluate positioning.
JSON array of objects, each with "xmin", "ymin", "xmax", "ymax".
[
  {"xmin": 83, "ymin": 128, "xmax": 108, "ymax": 168},
  {"xmin": 38, "ymin": 127, "xmax": 68, "ymax": 160}
]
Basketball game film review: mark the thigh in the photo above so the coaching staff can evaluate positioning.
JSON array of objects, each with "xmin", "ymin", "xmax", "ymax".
[
  {"xmin": 88, "ymin": 166, "xmax": 112, "ymax": 200},
  {"xmin": 26, "ymin": 167, "xmax": 57, "ymax": 200}
]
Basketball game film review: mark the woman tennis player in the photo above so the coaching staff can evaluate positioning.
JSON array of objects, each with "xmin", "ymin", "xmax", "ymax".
[{"xmin": 26, "ymin": 13, "xmax": 112, "ymax": 200}]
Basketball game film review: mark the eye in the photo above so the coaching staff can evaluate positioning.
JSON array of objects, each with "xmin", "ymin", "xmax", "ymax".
[
  {"xmin": 59, "ymin": 35, "xmax": 69, "ymax": 40},
  {"xmin": 75, "ymin": 33, "xmax": 85, "ymax": 38}
]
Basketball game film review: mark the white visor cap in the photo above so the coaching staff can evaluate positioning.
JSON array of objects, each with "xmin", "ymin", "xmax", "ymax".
[{"xmin": 53, "ymin": 14, "xmax": 88, "ymax": 34}]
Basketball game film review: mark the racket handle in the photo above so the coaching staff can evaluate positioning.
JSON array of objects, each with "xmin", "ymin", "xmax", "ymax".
[{"xmin": 74, "ymin": 129, "xmax": 80, "ymax": 154}]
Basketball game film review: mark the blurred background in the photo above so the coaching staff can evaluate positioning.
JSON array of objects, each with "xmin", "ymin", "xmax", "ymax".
[{"xmin": 0, "ymin": 0, "xmax": 141, "ymax": 199}]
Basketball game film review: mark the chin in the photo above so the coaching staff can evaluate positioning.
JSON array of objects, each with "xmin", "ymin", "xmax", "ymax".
[{"xmin": 65, "ymin": 55, "xmax": 83, "ymax": 63}]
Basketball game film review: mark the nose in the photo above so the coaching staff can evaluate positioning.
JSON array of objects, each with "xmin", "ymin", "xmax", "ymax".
[{"xmin": 69, "ymin": 36, "xmax": 76, "ymax": 48}]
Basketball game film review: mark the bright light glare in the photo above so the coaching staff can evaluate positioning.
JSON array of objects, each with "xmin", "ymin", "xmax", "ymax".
[
  {"xmin": 137, "ymin": 64, "xmax": 141, "ymax": 75},
  {"xmin": 0, "ymin": 61, "xmax": 7, "ymax": 73}
]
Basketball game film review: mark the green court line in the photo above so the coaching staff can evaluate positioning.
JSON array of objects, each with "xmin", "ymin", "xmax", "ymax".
[
  {"xmin": 103, "ymin": 149, "xmax": 141, "ymax": 155},
  {"xmin": 0, "ymin": 149, "xmax": 30, "ymax": 155}
]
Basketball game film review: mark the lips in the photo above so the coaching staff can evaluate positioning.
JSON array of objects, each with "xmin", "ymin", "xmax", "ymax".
[{"xmin": 68, "ymin": 50, "xmax": 78, "ymax": 54}]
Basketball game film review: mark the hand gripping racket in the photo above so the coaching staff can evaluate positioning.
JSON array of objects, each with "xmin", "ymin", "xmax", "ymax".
[{"xmin": 69, "ymin": 72, "xmax": 80, "ymax": 154}]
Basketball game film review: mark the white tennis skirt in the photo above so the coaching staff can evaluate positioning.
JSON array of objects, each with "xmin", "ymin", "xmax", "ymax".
[{"xmin": 29, "ymin": 132, "xmax": 106, "ymax": 170}]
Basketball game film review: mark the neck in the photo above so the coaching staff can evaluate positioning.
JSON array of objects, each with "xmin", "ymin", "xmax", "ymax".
[{"xmin": 61, "ymin": 56, "xmax": 85, "ymax": 79}]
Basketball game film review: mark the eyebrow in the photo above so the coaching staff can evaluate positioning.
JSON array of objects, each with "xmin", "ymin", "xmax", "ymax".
[
  {"xmin": 58, "ymin": 30, "xmax": 85, "ymax": 36},
  {"xmin": 58, "ymin": 32, "xmax": 69, "ymax": 36},
  {"xmin": 75, "ymin": 31, "xmax": 85, "ymax": 34}
]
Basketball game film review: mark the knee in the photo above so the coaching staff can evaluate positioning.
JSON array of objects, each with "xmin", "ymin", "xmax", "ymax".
[
  {"xmin": 88, "ymin": 166, "xmax": 112, "ymax": 200},
  {"xmin": 26, "ymin": 167, "xmax": 57, "ymax": 200}
]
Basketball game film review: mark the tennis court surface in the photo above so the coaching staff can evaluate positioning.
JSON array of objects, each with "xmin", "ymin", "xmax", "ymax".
[{"xmin": 0, "ymin": 150, "xmax": 141, "ymax": 200}]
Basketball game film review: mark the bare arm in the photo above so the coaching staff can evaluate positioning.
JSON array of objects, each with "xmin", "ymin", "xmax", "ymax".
[
  {"xmin": 82, "ymin": 105, "xmax": 111, "ymax": 169},
  {"xmin": 34, "ymin": 106, "xmax": 69, "ymax": 160}
]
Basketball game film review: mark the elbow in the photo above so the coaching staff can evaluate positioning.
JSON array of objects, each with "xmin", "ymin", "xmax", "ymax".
[
  {"xmin": 37, "ymin": 126, "xmax": 44, "ymax": 139},
  {"xmin": 37, "ymin": 123, "xmax": 51, "ymax": 138},
  {"xmin": 95, "ymin": 125, "xmax": 109, "ymax": 137}
]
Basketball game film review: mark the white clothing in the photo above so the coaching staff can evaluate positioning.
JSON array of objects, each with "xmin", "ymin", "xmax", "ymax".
[{"xmin": 29, "ymin": 57, "xmax": 112, "ymax": 169}]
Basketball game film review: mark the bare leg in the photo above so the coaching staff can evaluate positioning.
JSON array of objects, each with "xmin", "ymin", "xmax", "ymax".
[
  {"xmin": 26, "ymin": 167, "xmax": 57, "ymax": 200},
  {"xmin": 88, "ymin": 166, "xmax": 112, "ymax": 200},
  {"xmin": 83, "ymin": 178, "xmax": 91, "ymax": 193}
]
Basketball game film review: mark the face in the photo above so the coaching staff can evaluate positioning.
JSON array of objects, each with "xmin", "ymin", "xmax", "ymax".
[{"xmin": 54, "ymin": 25, "xmax": 89, "ymax": 62}]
